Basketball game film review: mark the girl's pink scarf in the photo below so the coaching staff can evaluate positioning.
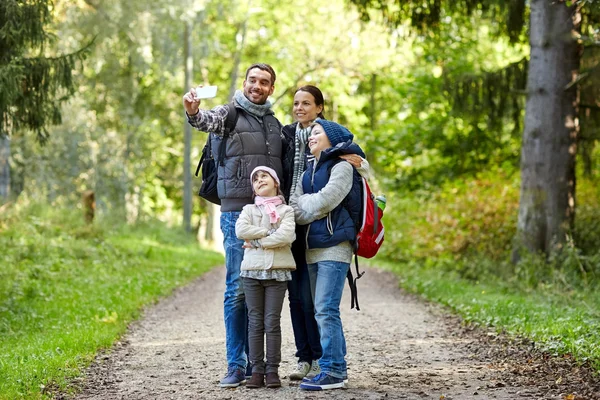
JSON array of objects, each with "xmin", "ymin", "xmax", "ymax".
[{"xmin": 255, "ymin": 196, "xmax": 283, "ymax": 223}]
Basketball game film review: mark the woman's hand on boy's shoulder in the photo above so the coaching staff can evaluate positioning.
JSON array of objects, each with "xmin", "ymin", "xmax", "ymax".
[{"xmin": 340, "ymin": 154, "xmax": 362, "ymax": 168}]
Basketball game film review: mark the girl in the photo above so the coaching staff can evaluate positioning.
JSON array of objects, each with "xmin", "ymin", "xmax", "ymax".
[
  {"xmin": 290, "ymin": 119, "xmax": 365, "ymax": 391},
  {"xmin": 281, "ymin": 86, "xmax": 370, "ymax": 381},
  {"xmin": 235, "ymin": 166, "xmax": 296, "ymax": 388}
]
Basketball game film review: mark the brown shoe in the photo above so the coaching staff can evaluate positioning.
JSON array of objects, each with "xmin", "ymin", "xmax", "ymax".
[
  {"xmin": 265, "ymin": 372, "xmax": 281, "ymax": 388},
  {"xmin": 246, "ymin": 372, "xmax": 264, "ymax": 388}
]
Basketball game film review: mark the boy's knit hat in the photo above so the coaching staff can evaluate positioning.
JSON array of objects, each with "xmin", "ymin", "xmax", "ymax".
[
  {"xmin": 314, "ymin": 118, "xmax": 354, "ymax": 147},
  {"xmin": 250, "ymin": 166, "xmax": 280, "ymax": 187}
]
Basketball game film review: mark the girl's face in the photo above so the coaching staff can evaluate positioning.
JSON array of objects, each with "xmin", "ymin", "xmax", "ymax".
[
  {"xmin": 307, "ymin": 124, "xmax": 331, "ymax": 158},
  {"xmin": 293, "ymin": 91, "xmax": 323, "ymax": 128},
  {"xmin": 252, "ymin": 171, "xmax": 278, "ymax": 197}
]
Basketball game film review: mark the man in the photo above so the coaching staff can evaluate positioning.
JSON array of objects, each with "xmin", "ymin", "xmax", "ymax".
[{"xmin": 182, "ymin": 63, "xmax": 285, "ymax": 388}]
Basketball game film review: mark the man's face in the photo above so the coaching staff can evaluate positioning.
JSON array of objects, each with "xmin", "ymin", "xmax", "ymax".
[{"xmin": 243, "ymin": 68, "xmax": 274, "ymax": 105}]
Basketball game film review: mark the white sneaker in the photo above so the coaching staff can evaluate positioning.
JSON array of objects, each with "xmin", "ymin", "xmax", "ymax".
[
  {"xmin": 305, "ymin": 359, "xmax": 321, "ymax": 379},
  {"xmin": 289, "ymin": 361, "xmax": 311, "ymax": 380}
]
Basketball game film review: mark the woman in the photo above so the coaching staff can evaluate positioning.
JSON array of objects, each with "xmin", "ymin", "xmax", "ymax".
[
  {"xmin": 281, "ymin": 86, "xmax": 369, "ymax": 381},
  {"xmin": 281, "ymin": 86, "xmax": 325, "ymax": 380}
]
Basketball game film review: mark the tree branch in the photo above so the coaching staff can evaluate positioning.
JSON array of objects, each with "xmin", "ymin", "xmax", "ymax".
[{"xmin": 271, "ymin": 62, "xmax": 334, "ymax": 106}]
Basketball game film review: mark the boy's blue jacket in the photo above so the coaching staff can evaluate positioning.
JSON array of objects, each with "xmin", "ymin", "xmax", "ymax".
[{"xmin": 301, "ymin": 140, "xmax": 365, "ymax": 249}]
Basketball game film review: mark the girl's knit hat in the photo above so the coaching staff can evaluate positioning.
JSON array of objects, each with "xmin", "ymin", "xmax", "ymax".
[{"xmin": 250, "ymin": 166, "xmax": 280, "ymax": 187}]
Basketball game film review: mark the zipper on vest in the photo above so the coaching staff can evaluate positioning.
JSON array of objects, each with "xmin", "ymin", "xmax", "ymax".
[
  {"xmin": 305, "ymin": 224, "xmax": 311, "ymax": 249},
  {"xmin": 261, "ymin": 118, "xmax": 273, "ymax": 169},
  {"xmin": 326, "ymin": 212, "xmax": 333, "ymax": 235}
]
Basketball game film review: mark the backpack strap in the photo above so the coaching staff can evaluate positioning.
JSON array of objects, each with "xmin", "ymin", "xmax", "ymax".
[
  {"xmin": 347, "ymin": 254, "xmax": 366, "ymax": 310},
  {"xmin": 194, "ymin": 134, "xmax": 211, "ymax": 177},
  {"xmin": 194, "ymin": 103, "xmax": 239, "ymax": 176},
  {"xmin": 217, "ymin": 102, "xmax": 239, "ymax": 166}
]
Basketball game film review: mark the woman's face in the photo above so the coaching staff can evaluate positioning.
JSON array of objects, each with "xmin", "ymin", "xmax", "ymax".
[
  {"xmin": 307, "ymin": 124, "xmax": 331, "ymax": 158},
  {"xmin": 293, "ymin": 91, "xmax": 323, "ymax": 128}
]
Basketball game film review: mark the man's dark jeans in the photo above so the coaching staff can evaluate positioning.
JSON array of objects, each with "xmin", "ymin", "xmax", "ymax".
[{"xmin": 287, "ymin": 232, "xmax": 322, "ymax": 363}]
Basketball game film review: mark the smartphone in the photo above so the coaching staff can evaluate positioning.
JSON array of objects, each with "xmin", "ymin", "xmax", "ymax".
[{"xmin": 194, "ymin": 85, "xmax": 218, "ymax": 100}]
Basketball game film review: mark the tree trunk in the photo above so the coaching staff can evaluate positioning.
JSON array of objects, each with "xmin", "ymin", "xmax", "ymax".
[
  {"xmin": 515, "ymin": 0, "xmax": 580, "ymax": 257},
  {"xmin": 368, "ymin": 73, "xmax": 377, "ymax": 161},
  {"xmin": 0, "ymin": 135, "xmax": 9, "ymax": 200},
  {"xmin": 183, "ymin": 21, "xmax": 193, "ymax": 232},
  {"xmin": 228, "ymin": 7, "xmax": 249, "ymax": 101}
]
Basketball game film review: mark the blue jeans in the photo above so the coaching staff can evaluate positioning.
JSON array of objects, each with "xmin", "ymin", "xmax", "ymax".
[
  {"xmin": 221, "ymin": 211, "xmax": 249, "ymax": 371},
  {"xmin": 307, "ymin": 260, "xmax": 349, "ymax": 379},
  {"xmin": 288, "ymin": 235, "xmax": 322, "ymax": 363}
]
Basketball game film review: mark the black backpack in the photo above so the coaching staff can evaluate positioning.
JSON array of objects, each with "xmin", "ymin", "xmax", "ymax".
[{"xmin": 194, "ymin": 103, "xmax": 239, "ymax": 204}]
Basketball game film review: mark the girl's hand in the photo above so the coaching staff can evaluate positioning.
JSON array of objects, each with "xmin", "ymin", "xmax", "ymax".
[
  {"xmin": 242, "ymin": 240, "xmax": 261, "ymax": 249},
  {"xmin": 340, "ymin": 154, "xmax": 363, "ymax": 168}
]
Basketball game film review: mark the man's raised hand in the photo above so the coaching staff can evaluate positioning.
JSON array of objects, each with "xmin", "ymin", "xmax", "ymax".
[{"xmin": 182, "ymin": 86, "xmax": 201, "ymax": 115}]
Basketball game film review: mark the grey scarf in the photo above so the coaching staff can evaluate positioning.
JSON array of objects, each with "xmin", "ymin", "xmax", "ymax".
[
  {"xmin": 291, "ymin": 123, "xmax": 313, "ymax": 195},
  {"xmin": 234, "ymin": 90, "xmax": 273, "ymax": 117}
]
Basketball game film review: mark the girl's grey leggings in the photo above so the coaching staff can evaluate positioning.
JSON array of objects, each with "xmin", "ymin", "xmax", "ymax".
[{"xmin": 242, "ymin": 277, "xmax": 288, "ymax": 374}]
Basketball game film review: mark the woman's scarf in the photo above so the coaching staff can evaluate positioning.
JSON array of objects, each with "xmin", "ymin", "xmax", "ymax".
[
  {"xmin": 255, "ymin": 195, "xmax": 284, "ymax": 223},
  {"xmin": 291, "ymin": 123, "xmax": 312, "ymax": 195}
]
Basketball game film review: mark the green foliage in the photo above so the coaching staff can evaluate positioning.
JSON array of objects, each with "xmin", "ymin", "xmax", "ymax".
[
  {"xmin": 380, "ymin": 170, "xmax": 600, "ymax": 278},
  {"xmin": 380, "ymin": 169, "xmax": 520, "ymax": 262},
  {"xmin": 573, "ymin": 176, "xmax": 600, "ymax": 255},
  {"xmin": 0, "ymin": 202, "xmax": 223, "ymax": 399},
  {"xmin": 0, "ymin": 0, "xmax": 91, "ymax": 140},
  {"xmin": 347, "ymin": 0, "xmax": 529, "ymax": 42},
  {"xmin": 356, "ymin": 18, "xmax": 526, "ymax": 191}
]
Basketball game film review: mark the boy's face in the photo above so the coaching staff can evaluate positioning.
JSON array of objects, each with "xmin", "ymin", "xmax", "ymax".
[
  {"xmin": 243, "ymin": 68, "xmax": 274, "ymax": 105},
  {"xmin": 308, "ymin": 124, "xmax": 332, "ymax": 158}
]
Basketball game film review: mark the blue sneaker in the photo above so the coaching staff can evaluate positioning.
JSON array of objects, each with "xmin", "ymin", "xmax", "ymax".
[
  {"xmin": 302, "ymin": 374, "xmax": 348, "ymax": 384},
  {"xmin": 219, "ymin": 366, "xmax": 246, "ymax": 388},
  {"xmin": 299, "ymin": 372, "xmax": 345, "ymax": 390}
]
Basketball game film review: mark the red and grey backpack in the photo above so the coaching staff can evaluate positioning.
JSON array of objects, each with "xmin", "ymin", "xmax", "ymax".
[
  {"xmin": 355, "ymin": 177, "xmax": 385, "ymax": 259},
  {"xmin": 344, "ymin": 172, "xmax": 385, "ymax": 310}
]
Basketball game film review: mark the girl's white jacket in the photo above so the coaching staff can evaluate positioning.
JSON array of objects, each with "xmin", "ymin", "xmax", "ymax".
[{"xmin": 235, "ymin": 203, "xmax": 297, "ymax": 271}]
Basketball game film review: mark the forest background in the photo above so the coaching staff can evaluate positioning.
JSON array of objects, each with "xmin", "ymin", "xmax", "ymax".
[{"xmin": 1, "ymin": 0, "xmax": 600, "ymax": 398}]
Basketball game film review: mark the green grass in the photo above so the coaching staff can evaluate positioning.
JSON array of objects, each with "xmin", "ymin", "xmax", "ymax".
[
  {"xmin": 377, "ymin": 258, "xmax": 600, "ymax": 370},
  {"xmin": 0, "ymin": 204, "xmax": 223, "ymax": 399}
]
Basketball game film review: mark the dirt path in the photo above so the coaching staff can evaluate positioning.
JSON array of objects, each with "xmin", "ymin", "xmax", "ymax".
[{"xmin": 71, "ymin": 266, "xmax": 600, "ymax": 400}]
